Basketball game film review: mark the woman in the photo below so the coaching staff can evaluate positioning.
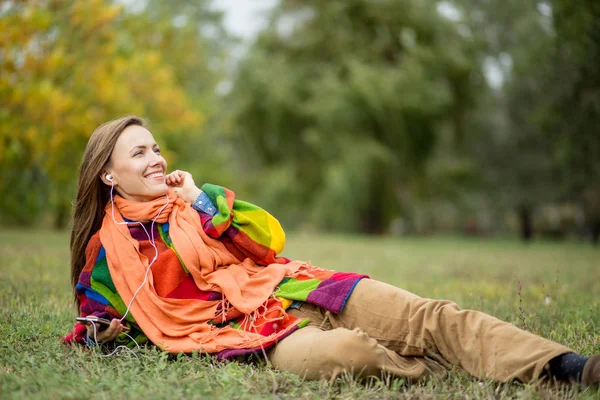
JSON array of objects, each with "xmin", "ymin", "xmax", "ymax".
[{"xmin": 63, "ymin": 115, "xmax": 599, "ymax": 386}]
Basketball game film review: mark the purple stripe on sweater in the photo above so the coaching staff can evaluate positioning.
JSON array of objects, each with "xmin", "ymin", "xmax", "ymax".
[
  {"xmin": 78, "ymin": 271, "xmax": 92, "ymax": 286},
  {"xmin": 213, "ymin": 324, "xmax": 300, "ymax": 360},
  {"xmin": 207, "ymin": 291, "xmax": 223, "ymax": 301},
  {"xmin": 306, "ymin": 276, "xmax": 367, "ymax": 313},
  {"xmin": 129, "ymin": 223, "xmax": 161, "ymax": 242},
  {"xmin": 226, "ymin": 226, "xmax": 239, "ymax": 238},
  {"xmin": 81, "ymin": 296, "xmax": 111, "ymax": 315}
]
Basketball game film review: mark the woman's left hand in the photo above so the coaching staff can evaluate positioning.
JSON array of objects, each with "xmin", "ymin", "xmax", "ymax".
[{"xmin": 165, "ymin": 170, "xmax": 202, "ymax": 204}]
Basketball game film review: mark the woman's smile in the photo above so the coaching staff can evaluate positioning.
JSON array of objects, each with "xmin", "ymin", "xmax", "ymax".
[{"xmin": 145, "ymin": 171, "xmax": 165, "ymax": 180}]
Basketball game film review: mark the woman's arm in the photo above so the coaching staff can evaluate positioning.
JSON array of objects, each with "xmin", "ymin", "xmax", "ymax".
[
  {"xmin": 197, "ymin": 183, "xmax": 288, "ymax": 265},
  {"xmin": 62, "ymin": 234, "xmax": 145, "ymax": 347},
  {"xmin": 165, "ymin": 170, "xmax": 288, "ymax": 265}
]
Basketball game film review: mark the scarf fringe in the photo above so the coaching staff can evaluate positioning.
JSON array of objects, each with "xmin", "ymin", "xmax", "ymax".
[
  {"xmin": 198, "ymin": 324, "xmax": 221, "ymax": 345},
  {"xmin": 288, "ymin": 261, "xmax": 330, "ymax": 279},
  {"xmin": 239, "ymin": 297, "xmax": 288, "ymax": 332},
  {"xmin": 199, "ymin": 304, "xmax": 294, "ymax": 351},
  {"xmin": 214, "ymin": 297, "xmax": 234, "ymax": 324}
]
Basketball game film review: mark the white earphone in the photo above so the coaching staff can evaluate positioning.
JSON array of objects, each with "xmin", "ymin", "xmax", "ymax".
[{"xmin": 106, "ymin": 173, "xmax": 113, "ymax": 182}]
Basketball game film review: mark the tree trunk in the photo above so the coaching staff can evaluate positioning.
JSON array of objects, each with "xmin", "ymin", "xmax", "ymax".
[
  {"xmin": 518, "ymin": 206, "xmax": 533, "ymax": 242},
  {"xmin": 360, "ymin": 201, "xmax": 385, "ymax": 234},
  {"xmin": 591, "ymin": 220, "xmax": 600, "ymax": 245},
  {"xmin": 54, "ymin": 201, "xmax": 70, "ymax": 229}
]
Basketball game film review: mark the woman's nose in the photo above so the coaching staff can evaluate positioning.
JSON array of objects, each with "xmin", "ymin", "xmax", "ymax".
[{"xmin": 148, "ymin": 151, "xmax": 165, "ymax": 166}]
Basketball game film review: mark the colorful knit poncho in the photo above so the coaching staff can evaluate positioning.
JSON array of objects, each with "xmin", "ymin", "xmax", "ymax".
[{"xmin": 63, "ymin": 184, "xmax": 367, "ymax": 358}]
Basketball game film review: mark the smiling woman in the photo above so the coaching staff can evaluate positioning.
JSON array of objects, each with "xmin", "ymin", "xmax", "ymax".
[{"xmin": 63, "ymin": 115, "xmax": 600, "ymax": 388}]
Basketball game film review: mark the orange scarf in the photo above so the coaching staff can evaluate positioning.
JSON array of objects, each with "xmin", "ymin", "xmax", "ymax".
[{"xmin": 99, "ymin": 190, "xmax": 306, "ymax": 353}]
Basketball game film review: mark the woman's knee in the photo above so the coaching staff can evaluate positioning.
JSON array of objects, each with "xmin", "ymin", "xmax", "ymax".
[
  {"xmin": 326, "ymin": 327, "xmax": 379, "ymax": 355},
  {"xmin": 269, "ymin": 327, "xmax": 385, "ymax": 381},
  {"xmin": 317, "ymin": 328, "xmax": 385, "ymax": 379}
]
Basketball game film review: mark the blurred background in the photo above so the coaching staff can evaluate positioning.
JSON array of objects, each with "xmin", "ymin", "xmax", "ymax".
[{"xmin": 1, "ymin": 0, "xmax": 599, "ymax": 243}]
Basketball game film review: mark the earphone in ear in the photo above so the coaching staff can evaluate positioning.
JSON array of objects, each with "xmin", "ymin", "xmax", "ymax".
[{"xmin": 106, "ymin": 174, "xmax": 113, "ymax": 182}]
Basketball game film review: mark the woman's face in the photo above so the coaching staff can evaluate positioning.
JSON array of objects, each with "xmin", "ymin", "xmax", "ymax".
[{"xmin": 105, "ymin": 125, "xmax": 168, "ymax": 202}]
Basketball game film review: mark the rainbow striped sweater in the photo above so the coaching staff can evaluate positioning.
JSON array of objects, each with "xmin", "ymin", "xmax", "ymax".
[{"xmin": 63, "ymin": 184, "xmax": 368, "ymax": 358}]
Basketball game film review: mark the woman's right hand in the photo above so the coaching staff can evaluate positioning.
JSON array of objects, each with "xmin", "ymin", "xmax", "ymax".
[
  {"xmin": 85, "ymin": 318, "xmax": 124, "ymax": 343},
  {"xmin": 165, "ymin": 169, "xmax": 202, "ymax": 204}
]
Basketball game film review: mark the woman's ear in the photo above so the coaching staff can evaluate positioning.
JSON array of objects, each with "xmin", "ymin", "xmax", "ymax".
[{"xmin": 100, "ymin": 171, "xmax": 115, "ymax": 186}]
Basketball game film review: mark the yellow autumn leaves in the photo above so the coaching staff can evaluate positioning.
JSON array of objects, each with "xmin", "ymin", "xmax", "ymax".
[{"xmin": 1, "ymin": 0, "xmax": 208, "ymax": 225}]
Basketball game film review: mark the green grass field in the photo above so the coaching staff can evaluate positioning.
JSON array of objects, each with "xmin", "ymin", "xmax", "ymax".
[{"xmin": 1, "ymin": 229, "xmax": 599, "ymax": 399}]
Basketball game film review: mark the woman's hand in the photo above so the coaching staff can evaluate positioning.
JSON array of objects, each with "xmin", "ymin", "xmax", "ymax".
[
  {"xmin": 165, "ymin": 170, "xmax": 202, "ymax": 204},
  {"xmin": 85, "ymin": 318, "xmax": 124, "ymax": 343}
]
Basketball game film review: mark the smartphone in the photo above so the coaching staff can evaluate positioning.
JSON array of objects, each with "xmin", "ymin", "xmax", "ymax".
[{"xmin": 76, "ymin": 317, "xmax": 130, "ymax": 331}]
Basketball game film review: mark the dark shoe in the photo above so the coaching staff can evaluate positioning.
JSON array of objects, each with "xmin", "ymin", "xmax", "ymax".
[{"xmin": 582, "ymin": 354, "xmax": 600, "ymax": 386}]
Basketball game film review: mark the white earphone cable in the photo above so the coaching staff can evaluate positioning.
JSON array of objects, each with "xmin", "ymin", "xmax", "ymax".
[{"xmin": 93, "ymin": 181, "xmax": 170, "ymax": 355}]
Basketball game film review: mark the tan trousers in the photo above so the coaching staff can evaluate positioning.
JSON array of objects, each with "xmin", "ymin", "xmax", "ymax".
[{"xmin": 268, "ymin": 279, "xmax": 571, "ymax": 382}]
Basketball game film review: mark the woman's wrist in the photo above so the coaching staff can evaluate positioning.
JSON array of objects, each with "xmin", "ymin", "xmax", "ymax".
[
  {"xmin": 186, "ymin": 187, "xmax": 202, "ymax": 204},
  {"xmin": 85, "ymin": 331, "xmax": 102, "ymax": 346},
  {"xmin": 191, "ymin": 190, "xmax": 217, "ymax": 215}
]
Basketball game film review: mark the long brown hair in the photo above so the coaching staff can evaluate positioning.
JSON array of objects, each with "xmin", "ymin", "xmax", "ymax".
[{"xmin": 70, "ymin": 115, "xmax": 146, "ymax": 306}]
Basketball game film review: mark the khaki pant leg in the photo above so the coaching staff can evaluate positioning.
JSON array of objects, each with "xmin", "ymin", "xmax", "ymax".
[
  {"xmin": 326, "ymin": 279, "xmax": 572, "ymax": 383},
  {"xmin": 267, "ymin": 324, "xmax": 432, "ymax": 382}
]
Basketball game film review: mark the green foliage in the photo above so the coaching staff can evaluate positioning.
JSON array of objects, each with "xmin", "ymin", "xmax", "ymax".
[
  {"xmin": 445, "ymin": 0, "xmax": 554, "ymax": 216},
  {"xmin": 1, "ymin": 229, "xmax": 599, "ymax": 398},
  {"xmin": 0, "ymin": 138, "xmax": 49, "ymax": 225},
  {"xmin": 2, "ymin": 0, "xmax": 600, "ymax": 239},
  {"xmin": 0, "ymin": 0, "xmax": 222, "ymax": 227},
  {"xmin": 120, "ymin": 0, "xmax": 238, "ymax": 194},
  {"xmin": 453, "ymin": 0, "xmax": 600, "ymax": 238},
  {"xmin": 544, "ymin": 1, "xmax": 600, "ymax": 220},
  {"xmin": 228, "ymin": 0, "xmax": 481, "ymax": 233}
]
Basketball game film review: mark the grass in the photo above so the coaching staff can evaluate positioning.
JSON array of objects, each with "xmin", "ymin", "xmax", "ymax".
[{"xmin": 1, "ymin": 228, "xmax": 599, "ymax": 399}]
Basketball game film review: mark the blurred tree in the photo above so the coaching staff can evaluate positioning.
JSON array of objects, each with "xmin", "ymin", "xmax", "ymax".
[
  {"xmin": 451, "ymin": 0, "xmax": 564, "ymax": 241},
  {"xmin": 121, "ymin": 0, "xmax": 238, "ymax": 190},
  {"xmin": 546, "ymin": 0, "xmax": 600, "ymax": 243},
  {"xmin": 459, "ymin": 0, "xmax": 600, "ymax": 242},
  {"xmin": 0, "ymin": 0, "xmax": 207, "ymax": 227},
  {"xmin": 228, "ymin": 0, "xmax": 481, "ymax": 233}
]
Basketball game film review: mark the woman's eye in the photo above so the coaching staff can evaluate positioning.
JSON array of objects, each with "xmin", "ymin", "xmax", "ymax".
[
  {"xmin": 154, "ymin": 148, "xmax": 161, "ymax": 154},
  {"xmin": 134, "ymin": 151, "xmax": 143, "ymax": 156}
]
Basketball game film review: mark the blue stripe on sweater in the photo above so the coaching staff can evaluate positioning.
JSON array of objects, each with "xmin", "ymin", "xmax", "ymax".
[
  {"xmin": 76, "ymin": 283, "xmax": 109, "ymax": 305},
  {"xmin": 96, "ymin": 246, "xmax": 106, "ymax": 262}
]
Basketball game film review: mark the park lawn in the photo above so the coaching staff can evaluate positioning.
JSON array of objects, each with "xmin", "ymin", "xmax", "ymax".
[{"xmin": 0, "ymin": 228, "xmax": 598, "ymax": 399}]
